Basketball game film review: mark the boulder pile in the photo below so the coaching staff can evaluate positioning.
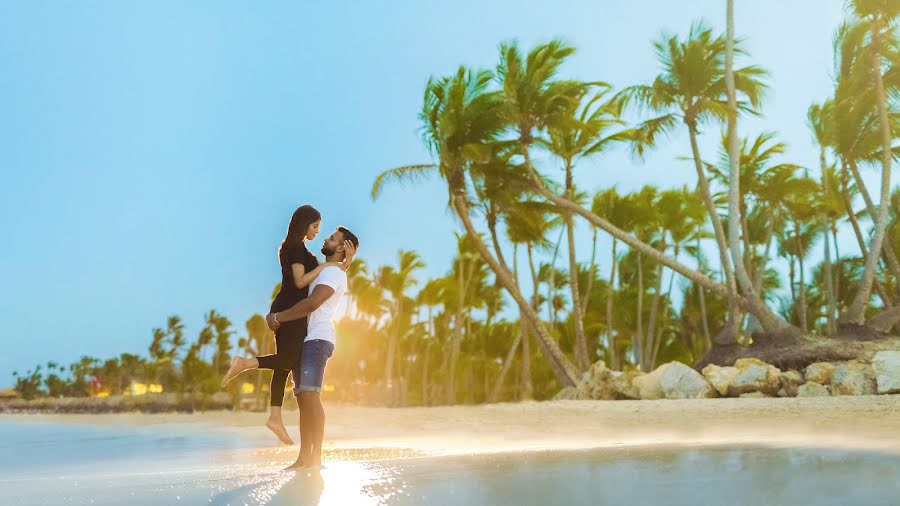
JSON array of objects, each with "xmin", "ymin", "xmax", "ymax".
[{"xmin": 554, "ymin": 350, "xmax": 900, "ymax": 401}]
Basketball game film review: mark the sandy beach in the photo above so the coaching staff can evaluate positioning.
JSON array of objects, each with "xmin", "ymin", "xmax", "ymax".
[
  {"xmin": 4, "ymin": 397, "xmax": 900, "ymax": 505},
  {"xmin": 7, "ymin": 396, "xmax": 900, "ymax": 460}
]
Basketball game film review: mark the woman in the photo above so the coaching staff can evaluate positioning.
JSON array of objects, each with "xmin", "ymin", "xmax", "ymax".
[{"xmin": 221, "ymin": 204, "xmax": 351, "ymax": 444}]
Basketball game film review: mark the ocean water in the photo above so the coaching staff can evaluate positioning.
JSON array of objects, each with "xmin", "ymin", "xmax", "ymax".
[{"xmin": 1, "ymin": 419, "xmax": 899, "ymax": 505}]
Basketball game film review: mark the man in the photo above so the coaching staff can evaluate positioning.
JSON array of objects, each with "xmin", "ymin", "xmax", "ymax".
[{"xmin": 266, "ymin": 226, "xmax": 359, "ymax": 469}]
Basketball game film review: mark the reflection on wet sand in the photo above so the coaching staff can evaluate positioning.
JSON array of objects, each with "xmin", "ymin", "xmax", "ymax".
[{"xmin": 231, "ymin": 446, "xmax": 900, "ymax": 506}]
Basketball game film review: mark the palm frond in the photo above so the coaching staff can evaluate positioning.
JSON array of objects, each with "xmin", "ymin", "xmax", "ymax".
[{"xmin": 371, "ymin": 164, "xmax": 438, "ymax": 200}]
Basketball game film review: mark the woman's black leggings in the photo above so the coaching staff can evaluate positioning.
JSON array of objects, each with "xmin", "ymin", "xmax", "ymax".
[{"xmin": 256, "ymin": 320, "xmax": 305, "ymax": 407}]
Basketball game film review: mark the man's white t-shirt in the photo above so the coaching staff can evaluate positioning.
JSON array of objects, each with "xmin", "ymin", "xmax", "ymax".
[{"xmin": 305, "ymin": 265, "xmax": 348, "ymax": 345}]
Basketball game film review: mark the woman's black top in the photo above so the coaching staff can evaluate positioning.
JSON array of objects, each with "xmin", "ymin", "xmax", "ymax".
[{"xmin": 270, "ymin": 241, "xmax": 319, "ymax": 334}]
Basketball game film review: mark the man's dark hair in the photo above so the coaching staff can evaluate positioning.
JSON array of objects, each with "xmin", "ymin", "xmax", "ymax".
[{"xmin": 337, "ymin": 226, "xmax": 360, "ymax": 249}]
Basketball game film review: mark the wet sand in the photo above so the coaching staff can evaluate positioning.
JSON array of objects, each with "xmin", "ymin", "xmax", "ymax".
[{"xmin": 7, "ymin": 395, "xmax": 900, "ymax": 460}]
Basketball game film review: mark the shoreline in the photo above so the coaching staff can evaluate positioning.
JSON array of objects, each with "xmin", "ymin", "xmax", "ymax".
[{"xmin": 4, "ymin": 396, "xmax": 899, "ymax": 459}]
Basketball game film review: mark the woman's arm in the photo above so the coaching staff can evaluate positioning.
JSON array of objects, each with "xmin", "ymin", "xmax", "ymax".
[{"xmin": 291, "ymin": 261, "xmax": 342, "ymax": 289}]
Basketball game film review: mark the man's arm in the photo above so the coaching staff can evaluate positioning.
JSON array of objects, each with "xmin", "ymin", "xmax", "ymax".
[{"xmin": 266, "ymin": 284, "xmax": 335, "ymax": 331}]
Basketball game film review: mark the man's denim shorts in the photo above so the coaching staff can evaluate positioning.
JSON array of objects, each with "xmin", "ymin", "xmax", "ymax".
[{"xmin": 293, "ymin": 339, "xmax": 334, "ymax": 394}]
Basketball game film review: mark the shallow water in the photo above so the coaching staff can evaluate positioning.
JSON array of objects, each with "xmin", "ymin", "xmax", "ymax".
[{"xmin": 1, "ymin": 420, "xmax": 898, "ymax": 505}]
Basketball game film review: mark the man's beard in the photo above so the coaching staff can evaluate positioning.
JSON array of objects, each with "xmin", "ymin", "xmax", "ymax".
[{"xmin": 321, "ymin": 245, "xmax": 336, "ymax": 256}]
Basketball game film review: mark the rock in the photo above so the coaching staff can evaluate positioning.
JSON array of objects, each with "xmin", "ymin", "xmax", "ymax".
[
  {"xmin": 553, "ymin": 386, "xmax": 577, "ymax": 401},
  {"xmin": 586, "ymin": 360, "xmax": 610, "ymax": 379},
  {"xmin": 831, "ymin": 361, "xmax": 876, "ymax": 396},
  {"xmin": 610, "ymin": 370, "xmax": 643, "ymax": 400},
  {"xmin": 804, "ymin": 362, "xmax": 836, "ymax": 385},
  {"xmin": 659, "ymin": 362, "xmax": 714, "ymax": 399},
  {"xmin": 729, "ymin": 358, "xmax": 781, "ymax": 396},
  {"xmin": 872, "ymin": 351, "xmax": 900, "ymax": 394},
  {"xmin": 572, "ymin": 360, "xmax": 618, "ymax": 400},
  {"xmin": 633, "ymin": 364, "xmax": 667, "ymax": 400},
  {"xmin": 779, "ymin": 370, "xmax": 804, "ymax": 398},
  {"xmin": 702, "ymin": 364, "xmax": 739, "ymax": 397},
  {"xmin": 740, "ymin": 392, "xmax": 768, "ymax": 398},
  {"xmin": 587, "ymin": 361, "xmax": 618, "ymax": 400},
  {"xmin": 574, "ymin": 379, "xmax": 593, "ymax": 400},
  {"xmin": 797, "ymin": 382, "xmax": 830, "ymax": 397}
]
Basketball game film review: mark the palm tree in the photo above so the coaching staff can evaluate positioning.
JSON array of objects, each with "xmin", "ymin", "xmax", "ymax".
[
  {"xmin": 542, "ymin": 86, "xmax": 633, "ymax": 371},
  {"xmin": 444, "ymin": 235, "xmax": 486, "ymax": 403},
  {"xmin": 649, "ymin": 187, "xmax": 706, "ymax": 368},
  {"xmin": 621, "ymin": 20, "xmax": 785, "ymax": 337},
  {"xmin": 839, "ymin": 2, "xmax": 899, "ymax": 325},
  {"xmin": 415, "ymin": 277, "xmax": 445, "ymax": 403},
  {"xmin": 512, "ymin": 40, "xmax": 735, "ymax": 321},
  {"xmin": 237, "ymin": 314, "xmax": 274, "ymax": 408},
  {"xmin": 372, "ymin": 66, "xmax": 580, "ymax": 386},
  {"xmin": 378, "ymin": 250, "xmax": 424, "ymax": 389},
  {"xmin": 592, "ymin": 187, "xmax": 630, "ymax": 369},
  {"xmin": 808, "ymin": 102, "xmax": 844, "ymax": 334},
  {"xmin": 506, "ymin": 200, "xmax": 557, "ymax": 396}
]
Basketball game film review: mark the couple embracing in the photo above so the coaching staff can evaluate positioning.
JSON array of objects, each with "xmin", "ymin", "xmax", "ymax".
[{"xmin": 221, "ymin": 204, "xmax": 359, "ymax": 470}]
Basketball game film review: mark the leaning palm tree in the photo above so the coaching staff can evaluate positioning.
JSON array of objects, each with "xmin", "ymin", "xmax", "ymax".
[
  {"xmin": 372, "ymin": 66, "xmax": 580, "ymax": 386},
  {"xmin": 506, "ymin": 42, "xmax": 739, "ymax": 329}
]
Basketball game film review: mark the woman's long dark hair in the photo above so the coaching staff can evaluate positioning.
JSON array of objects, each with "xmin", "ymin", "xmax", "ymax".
[{"xmin": 279, "ymin": 205, "xmax": 321, "ymax": 262}]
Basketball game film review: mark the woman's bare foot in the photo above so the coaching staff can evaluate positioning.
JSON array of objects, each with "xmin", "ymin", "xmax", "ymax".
[
  {"xmin": 220, "ymin": 356, "xmax": 254, "ymax": 388},
  {"xmin": 266, "ymin": 418, "xmax": 295, "ymax": 445}
]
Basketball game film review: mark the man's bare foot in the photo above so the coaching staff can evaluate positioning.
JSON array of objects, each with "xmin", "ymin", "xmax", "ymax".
[
  {"xmin": 221, "ymin": 356, "xmax": 253, "ymax": 388},
  {"xmin": 282, "ymin": 454, "xmax": 305, "ymax": 471},
  {"xmin": 303, "ymin": 454, "xmax": 322, "ymax": 470},
  {"xmin": 266, "ymin": 418, "xmax": 295, "ymax": 445}
]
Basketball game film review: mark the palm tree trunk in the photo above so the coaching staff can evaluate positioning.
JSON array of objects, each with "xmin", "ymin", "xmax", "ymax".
[
  {"xmin": 564, "ymin": 162, "xmax": 589, "ymax": 372},
  {"xmin": 421, "ymin": 344, "xmax": 430, "ymax": 405},
  {"xmin": 843, "ymin": 25, "xmax": 893, "ymax": 325},
  {"xmin": 723, "ymin": 1, "xmax": 791, "ymax": 338},
  {"xmin": 698, "ymin": 283, "xmax": 711, "ymax": 350},
  {"xmin": 528, "ymin": 171, "xmax": 730, "ymax": 300},
  {"xmin": 451, "ymin": 193, "xmax": 579, "ymax": 386},
  {"xmin": 606, "ymin": 238, "xmax": 619, "ymax": 370},
  {"xmin": 788, "ymin": 254, "xmax": 797, "ymax": 314},
  {"xmin": 489, "ymin": 328, "xmax": 522, "ymax": 403},
  {"xmin": 521, "ymin": 321, "xmax": 533, "ymax": 400},
  {"xmin": 645, "ymin": 261, "xmax": 664, "ymax": 372},
  {"xmin": 747, "ymin": 228, "xmax": 774, "ymax": 338},
  {"xmin": 446, "ymin": 267, "xmax": 466, "ymax": 404},
  {"xmin": 796, "ymin": 224, "xmax": 808, "ymax": 333},
  {"xmin": 848, "ymin": 159, "xmax": 900, "ymax": 287},
  {"xmin": 687, "ymin": 119, "xmax": 741, "ymax": 339},
  {"xmin": 821, "ymin": 148, "xmax": 838, "ymax": 335},
  {"xmin": 695, "ymin": 236, "xmax": 711, "ymax": 348},
  {"xmin": 490, "ymin": 251, "xmax": 526, "ymax": 402},
  {"xmin": 841, "ymin": 173, "xmax": 893, "ymax": 306},
  {"xmin": 823, "ymin": 225, "xmax": 836, "ymax": 333},
  {"xmin": 526, "ymin": 241, "xmax": 570, "ymax": 383},
  {"xmin": 385, "ymin": 323, "xmax": 397, "ymax": 388},
  {"xmin": 547, "ymin": 228, "xmax": 564, "ymax": 324},
  {"xmin": 651, "ymin": 247, "xmax": 680, "ymax": 367},
  {"xmin": 581, "ymin": 229, "xmax": 599, "ymax": 315},
  {"xmin": 636, "ymin": 252, "xmax": 645, "ymax": 370},
  {"xmin": 832, "ymin": 225, "xmax": 841, "ymax": 308}
]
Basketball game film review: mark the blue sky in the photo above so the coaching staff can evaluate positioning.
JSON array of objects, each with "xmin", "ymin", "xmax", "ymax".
[{"xmin": 0, "ymin": 1, "xmax": 854, "ymax": 386}]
